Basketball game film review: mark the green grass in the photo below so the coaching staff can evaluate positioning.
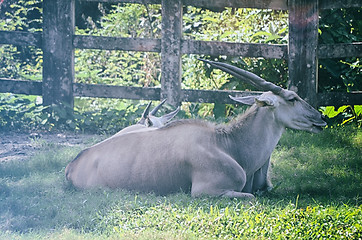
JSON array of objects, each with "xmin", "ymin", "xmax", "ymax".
[{"xmin": 0, "ymin": 126, "xmax": 361, "ymax": 239}]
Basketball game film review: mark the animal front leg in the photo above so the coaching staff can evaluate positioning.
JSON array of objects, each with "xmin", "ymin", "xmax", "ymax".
[
  {"xmin": 241, "ymin": 174, "xmax": 254, "ymax": 193},
  {"xmin": 252, "ymin": 157, "xmax": 272, "ymax": 193},
  {"xmin": 221, "ymin": 190, "xmax": 255, "ymax": 199},
  {"xmin": 191, "ymin": 165, "xmax": 254, "ymax": 198},
  {"xmin": 190, "ymin": 149, "xmax": 255, "ymax": 198},
  {"xmin": 191, "ymin": 177, "xmax": 255, "ymax": 199}
]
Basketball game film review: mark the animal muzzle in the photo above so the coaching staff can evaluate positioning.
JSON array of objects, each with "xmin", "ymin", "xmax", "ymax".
[{"xmin": 311, "ymin": 115, "xmax": 327, "ymax": 132}]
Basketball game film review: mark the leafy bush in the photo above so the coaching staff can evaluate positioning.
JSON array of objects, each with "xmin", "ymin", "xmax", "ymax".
[
  {"xmin": 0, "ymin": 93, "xmax": 152, "ymax": 134},
  {"xmin": 321, "ymin": 105, "xmax": 362, "ymax": 127},
  {"xmin": 0, "ymin": 94, "xmax": 46, "ymax": 131},
  {"xmin": 0, "ymin": 0, "xmax": 42, "ymax": 80},
  {"xmin": 319, "ymin": 8, "xmax": 362, "ymax": 93},
  {"xmin": 182, "ymin": 8, "xmax": 289, "ymax": 85},
  {"xmin": 75, "ymin": 4, "xmax": 162, "ymax": 87}
]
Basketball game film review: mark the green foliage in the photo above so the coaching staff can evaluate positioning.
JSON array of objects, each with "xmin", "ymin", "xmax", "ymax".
[
  {"xmin": 0, "ymin": 0, "xmax": 42, "ymax": 80},
  {"xmin": 0, "ymin": 94, "xmax": 47, "ymax": 131},
  {"xmin": 72, "ymin": 98, "xmax": 149, "ymax": 134},
  {"xmin": 319, "ymin": 8, "xmax": 362, "ymax": 93},
  {"xmin": 183, "ymin": 7, "xmax": 288, "ymax": 43},
  {"xmin": 320, "ymin": 105, "xmax": 362, "ymax": 127},
  {"xmin": 0, "ymin": 93, "xmax": 152, "ymax": 134},
  {"xmin": 182, "ymin": 8, "xmax": 289, "ymax": 118},
  {"xmin": 0, "ymin": 44, "xmax": 42, "ymax": 81},
  {"xmin": 183, "ymin": 7, "xmax": 289, "ymax": 91},
  {"xmin": 75, "ymin": 4, "xmax": 161, "ymax": 87},
  {"xmin": 0, "ymin": 0, "xmax": 42, "ymax": 32},
  {"xmin": 75, "ymin": 49, "xmax": 160, "ymax": 88}
]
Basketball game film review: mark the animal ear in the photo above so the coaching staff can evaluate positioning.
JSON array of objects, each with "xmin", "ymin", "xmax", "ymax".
[
  {"xmin": 255, "ymin": 95, "xmax": 277, "ymax": 107},
  {"xmin": 229, "ymin": 95, "xmax": 256, "ymax": 106},
  {"xmin": 159, "ymin": 106, "xmax": 180, "ymax": 124}
]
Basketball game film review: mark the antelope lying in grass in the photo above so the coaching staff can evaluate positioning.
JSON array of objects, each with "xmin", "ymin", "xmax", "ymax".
[{"xmin": 65, "ymin": 60, "xmax": 326, "ymax": 198}]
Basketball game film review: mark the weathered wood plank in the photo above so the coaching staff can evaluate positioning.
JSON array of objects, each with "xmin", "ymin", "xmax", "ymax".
[
  {"xmin": 81, "ymin": 0, "xmax": 289, "ymax": 10},
  {"xmin": 317, "ymin": 92, "xmax": 362, "ymax": 106},
  {"xmin": 73, "ymin": 38, "xmax": 362, "ymax": 60},
  {"xmin": 73, "ymin": 83, "xmax": 161, "ymax": 100},
  {"xmin": 182, "ymin": 40, "xmax": 287, "ymax": 59},
  {"xmin": 4, "ymin": 31, "xmax": 360, "ymax": 61},
  {"xmin": 181, "ymin": 89, "xmax": 262, "ymax": 104},
  {"xmin": 73, "ymin": 82, "xmax": 261, "ymax": 104},
  {"xmin": 81, "ymin": 0, "xmax": 161, "ymax": 4},
  {"xmin": 184, "ymin": 0, "xmax": 287, "ymax": 10},
  {"xmin": 319, "ymin": 0, "xmax": 362, "ymax": 9},
  {"xmin": 73, "ymin": 35, "xmax": 161, "ymax": 52},
  {"xmin": 42, "ymin": 0, "xmax": 75, "ymax": 107},
  {"xmin": 74, "ymin": 36, "xmax": 289, "ymax": 58},
  {"xmin": 0, "ymin": 31, "xmax": 42, "ymax": 47},
  {"xmin": 2, "ymin": 79, "xmax": 360, "ymax": 107},
  {"xmin": 80, "ymin": 0, "xmax": 362, "ymax": 9},
  {"xmin": 318, "ymin": 42, "xmax": 362, "ymax": 59},
  {"xmin": 81, "ymin": 0, "xmax": 362, "ymax": 10},
  {"xmin": 160, "ymin": 0, "xmax": 183, "ymax": 106},
  {"xmin": 0, "ymin": 79, "xmax": 42, "ymax": 95},
  {"xmin": 288, "ymin": 0, "xmax": 319, "ymax": 107}
]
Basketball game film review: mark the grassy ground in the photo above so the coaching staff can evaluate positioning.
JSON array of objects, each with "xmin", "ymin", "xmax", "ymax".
[{"xmin": 0, "ymin": 126, "xmax": 361, "ymax": 239}]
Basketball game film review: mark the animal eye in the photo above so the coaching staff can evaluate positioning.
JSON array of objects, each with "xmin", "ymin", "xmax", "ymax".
[{"xmin": 288, "ymin": 98, "xmax": 296, "ymax": 103}]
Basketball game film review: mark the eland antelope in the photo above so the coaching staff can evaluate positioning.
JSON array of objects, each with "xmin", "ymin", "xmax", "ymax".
[{"xmin": 65, "ymin": 60, "xmax": 326, "ymax": 198}]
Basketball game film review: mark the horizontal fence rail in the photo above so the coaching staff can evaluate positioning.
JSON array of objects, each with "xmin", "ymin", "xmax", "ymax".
[
  {"xmin": 82, "ymin": 0, "xmax": 362, "ymax": 10},
  {"xmin": 1, "ymin": 30, "xmax": 361, "ymax": 60},
  {"xmin": 1, "ymin": 30, "xmax": 361, "ymax": 59},
  {"xmin": 0, "ymin": 0, "xmax": 362, "ymax": 109},
  {"xmin": 1, "ymin": 78, "xmax": 361, "ymax": 106},
  {"xmin": 0, "ymin": 31, "xmax": 42, "ymax": 47},
  {"xmin": 73, "ymin": 35, "xmax": 161, "ymax": 52},
  {"xmin": 0, "ymin": 78, "xmax": 264, "ymax": 104}
]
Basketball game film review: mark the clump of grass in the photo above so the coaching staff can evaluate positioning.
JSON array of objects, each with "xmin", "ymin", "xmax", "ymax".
[
  {"xmin": 272, "ymin": 125, "xmax": 362, "ymax": 197},
  {"xmin": 94, "ymin": 196, "xmax": 361, "ymax": 239}
]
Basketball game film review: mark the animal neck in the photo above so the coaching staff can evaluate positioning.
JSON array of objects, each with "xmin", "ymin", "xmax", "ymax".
[{"xmin": 217, "ymin": 105, "xmax": 285, "ymax": 172}]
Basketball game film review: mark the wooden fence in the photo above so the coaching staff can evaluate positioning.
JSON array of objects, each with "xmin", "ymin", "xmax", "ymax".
[{"xmin": 0, "ymin": 0, "xmax": 361, "ymax": 108}]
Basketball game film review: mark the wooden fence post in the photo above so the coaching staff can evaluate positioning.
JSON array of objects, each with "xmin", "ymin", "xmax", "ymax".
[
  {"xmin": 288, "ymin": 0, "xmax": 319, "ymax": 107},
  {"xmin": 42, "ymin": 0, "xmax": 75, "ymax": 108},
  {"xmin": 161, "ymin": 0, "xmax": 182, "ymax": 106}
]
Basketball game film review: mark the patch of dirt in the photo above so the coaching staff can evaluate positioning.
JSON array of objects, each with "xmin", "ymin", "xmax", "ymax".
[{"xmin": 0, "ymin": 132, "xmax": 97, "ymax": 162}]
